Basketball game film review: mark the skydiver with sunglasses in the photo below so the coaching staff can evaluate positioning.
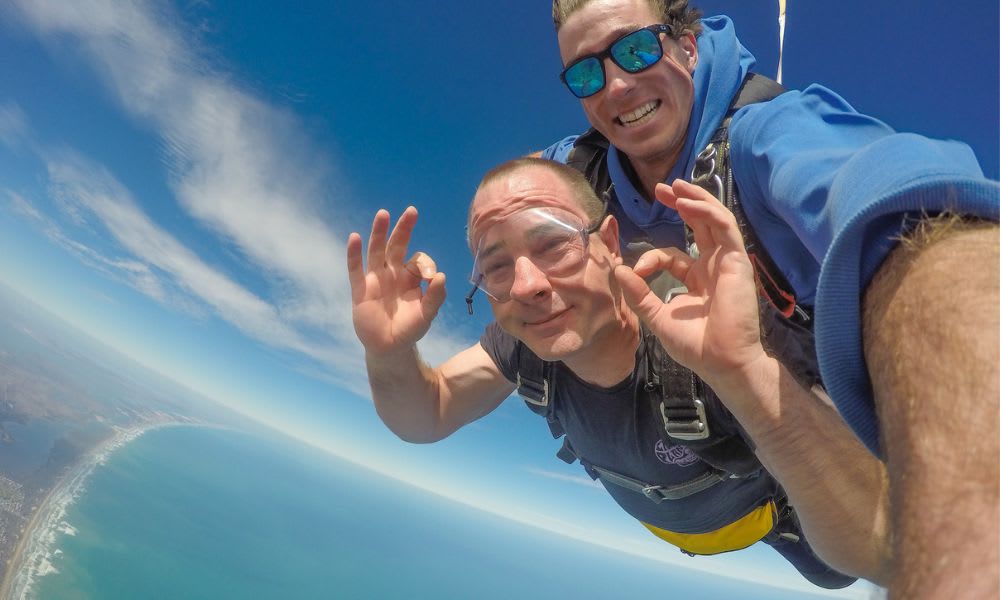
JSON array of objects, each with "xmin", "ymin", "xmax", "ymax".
[
  {"xmin": 540, "ymin": 2, "xmax": 999, "ymax": 598},
  {"xmin": 348, "ymin": 158, "xmax": 887, "ymax": 590}
]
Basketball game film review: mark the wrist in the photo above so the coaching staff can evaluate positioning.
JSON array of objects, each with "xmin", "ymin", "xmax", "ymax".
[
  {"xmin": 365, "ymin": 345, "xmax": 420, "ymax": 373},
  {"xmin": 704, "ymin": 351, "xmax": 783, "ymax": 431}
]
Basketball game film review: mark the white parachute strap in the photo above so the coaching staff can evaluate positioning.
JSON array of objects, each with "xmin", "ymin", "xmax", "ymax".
[{"xmin": 776, "ymin": 0, "xmax": 787, "ymax": 85}]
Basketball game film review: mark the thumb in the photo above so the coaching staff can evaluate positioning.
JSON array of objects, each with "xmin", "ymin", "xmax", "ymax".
[
  {"xmin": 614, "ymin": 265, "xmax": 665, "ymax": 326},
  {"xmin": 421, "ymin": 272, "xmax": 447, "ymax": 322}
]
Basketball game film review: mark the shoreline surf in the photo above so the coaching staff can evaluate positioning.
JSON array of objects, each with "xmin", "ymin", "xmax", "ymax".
[{"xmin": 0, "ymin": 421, "xmax": 179, "ymax": 600}]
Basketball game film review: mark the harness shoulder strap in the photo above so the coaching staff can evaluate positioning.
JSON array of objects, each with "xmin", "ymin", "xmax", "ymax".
[
  {"xmin": 514, "ymin": 340, "xmax": 566, "ymax": 441},
  {"xmin": 565, "ymin": 128, "xmax": 609, "ymax": 175},
  {"xmin": 642, "ymin": 326, "xmax": 763, "ymax": 478},
  {"xmin": 690, "ymin": 74, "xmax": 813, "ymax": 326}
]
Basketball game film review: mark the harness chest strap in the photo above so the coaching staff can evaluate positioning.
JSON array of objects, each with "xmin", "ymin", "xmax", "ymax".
[{"xmin": 586, "ymin": 462, "xmax": 732, "ymax": 503}]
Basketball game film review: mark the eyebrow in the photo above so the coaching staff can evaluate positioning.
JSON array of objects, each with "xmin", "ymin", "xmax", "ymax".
[{"xmin": 476, "ymin": 240, "xmax": 507, "ymax": 263}]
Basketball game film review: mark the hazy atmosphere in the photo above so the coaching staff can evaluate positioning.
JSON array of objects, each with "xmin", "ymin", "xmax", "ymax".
[{"xmin": 0, "ymin": 0, "xmax": 995, "ymax": 597}]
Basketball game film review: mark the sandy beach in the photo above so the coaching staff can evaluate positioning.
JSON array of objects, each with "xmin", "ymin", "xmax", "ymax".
[{"xmin": 0, "ymin": 422, "xmax": 170, "ymax": 600}]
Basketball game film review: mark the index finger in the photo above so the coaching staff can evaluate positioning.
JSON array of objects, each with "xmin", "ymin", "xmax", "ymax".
[
  {"xmin": 673, "ymin": 195, "xmax": 744, "ymax": 254},
  {"xmin": 666, "ymin": 180, "xmax": 745, "ymax": 253}
]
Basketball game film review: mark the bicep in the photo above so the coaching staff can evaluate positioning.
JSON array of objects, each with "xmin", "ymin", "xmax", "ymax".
[{"xmin": 436, "ymin": 343, "xmax": 516, "ymax": 433}]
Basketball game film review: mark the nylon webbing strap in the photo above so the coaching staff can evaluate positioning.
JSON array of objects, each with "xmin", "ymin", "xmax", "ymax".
[
  {"xmin": 514, "ymin": 341, "xmax": 565, "ymax": 438},
  {"xmin": 689, "ymin": 74, "xmax": 811, "ymax": 327},
  {"xmin": 514, "ymin": 341, "xmax": 551, "ymax": 408},
  {"xmin": 588, "ymin": 463, "xmax": 728, "ymax": 503},
  {"xmin": 645, "ymin": 330, "xmax": 710, "ymax": 441},
  {"xmin": 516, "ymin": 371, "xmax": 549, "ymax": 407}
]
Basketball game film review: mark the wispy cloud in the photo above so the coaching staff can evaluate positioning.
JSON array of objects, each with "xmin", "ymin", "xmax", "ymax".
[
  {"xmin": 525, "ymin": 466, "xmax": 603, "ymax": 489},
  {"xmin": 43, "ymin": 149, "xmax": 329, "ymax": 351},
  {"xmin": 4, "ymin": 0, "xmax": 469, "ymax": 394},
  {"xmin": 0, "ymin": 103, "xmax": 28, "ymax": 147},
  {"xmin": 4, "ymin": 190, "xmax": 43, "ymax": 222}
]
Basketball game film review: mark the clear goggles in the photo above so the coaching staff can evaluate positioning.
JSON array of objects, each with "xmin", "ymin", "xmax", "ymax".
[{"xmin": 465, "ymin": 207, "xmax": 602, "ymax": 312}]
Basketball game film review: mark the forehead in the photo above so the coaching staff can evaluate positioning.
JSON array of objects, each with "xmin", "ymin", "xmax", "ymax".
[
  {"xmin": 469, "ymin": 167, "xmax": 587, "ymax": 245},
  {"xmin": 558, "ymin": 0, "xmax": 660, "ymax": 63}
]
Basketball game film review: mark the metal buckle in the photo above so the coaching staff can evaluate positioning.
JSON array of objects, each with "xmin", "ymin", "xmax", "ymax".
[
  {"xmin": 516, "ymin": 373, "xmax": 549, "ymax": 407},
  {"xmin": 641, "ymin": 485, "xmax": 666, "ymax": 504},
  {"xmin": 660, "ymin": 398, "xmax": 710, "ymax": 440},
  {"xmin": 690, "ymin": 143, "xmax": 724, "ymax": 201},
  {"xmin": 665, "ymin": 285, "xmax": 688, "ymax": 303}
]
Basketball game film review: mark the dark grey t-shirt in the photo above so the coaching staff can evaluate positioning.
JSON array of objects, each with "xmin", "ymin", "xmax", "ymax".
[{"xmin": 480, "ymin": 322, "xmax": 776, "ymax": 534}]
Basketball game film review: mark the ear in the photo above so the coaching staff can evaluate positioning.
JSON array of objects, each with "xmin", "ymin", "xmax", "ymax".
[
  {"xmin": 598, "ymin": 215, "xmax": 621, "ymax": 257},
  {"xmin": 677, "ymin": 32, "xmax": 698, "ymax": 73}
]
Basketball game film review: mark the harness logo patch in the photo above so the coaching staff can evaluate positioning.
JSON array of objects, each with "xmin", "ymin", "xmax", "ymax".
[{"xmin": 655, "ymin": 440, "xmax": 699, "ymax": 467}]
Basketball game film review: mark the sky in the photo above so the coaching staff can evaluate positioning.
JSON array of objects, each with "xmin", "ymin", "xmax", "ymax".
[{"xmin": 0, "ymin": 0, "xmax": 996, "ymax": 596}]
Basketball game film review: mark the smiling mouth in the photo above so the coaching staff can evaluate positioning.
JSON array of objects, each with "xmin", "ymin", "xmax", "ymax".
[
  {"xmin": 616, "ymin": 100, "xmax": 661, "ymax": 128},
  {"xmin": 525, "ymin": 308, "xmax": 569, "ymax": 327}
]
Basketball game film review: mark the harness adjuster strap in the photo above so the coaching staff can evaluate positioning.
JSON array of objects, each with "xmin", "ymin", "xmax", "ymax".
[
  {"xmin": 588, "ymin": 463, "xmax": 729, "ymax": 503},
  {"xmin": 660, "ymin": 398, "xmax": 711, "ymax": 440},
  {"xmin": 516, "ymin": 372, "xmax": 549, "ymax": 407},
  {"xmin": 640, "ymin": 470, "xmax": 729, "ymax": 503}
]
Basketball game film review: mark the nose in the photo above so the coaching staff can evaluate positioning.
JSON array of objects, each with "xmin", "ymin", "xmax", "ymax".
[
  {"xmin": 602, "ymin": 59, "xmax": 635, "ymax": 99},
  {"xmin": 507, "ymin": 256, "xmax": 552, "ymax": 302}
]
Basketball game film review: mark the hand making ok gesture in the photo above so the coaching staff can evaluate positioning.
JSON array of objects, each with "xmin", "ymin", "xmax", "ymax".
[
  {"xmin": 613, "ymin": 180, "xmax": 766, "ymax": 381},
  {"xmin": 346, "ymin": 207, "xmax": 446, "ymax": 356}
]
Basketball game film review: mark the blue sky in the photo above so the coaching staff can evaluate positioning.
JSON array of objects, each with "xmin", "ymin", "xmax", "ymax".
[{"xmin": 0, "ymin": 0, "xmax": 995, "ymax": 596}]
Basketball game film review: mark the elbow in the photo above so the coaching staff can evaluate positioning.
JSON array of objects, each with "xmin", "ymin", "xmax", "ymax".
[
  {"xmin": 392, "ymin": 428, "xmax": 449, "ymax": 445},
  {"xmin": 374, "ymin": 406, "xmax": 453, "ymax": 445}
]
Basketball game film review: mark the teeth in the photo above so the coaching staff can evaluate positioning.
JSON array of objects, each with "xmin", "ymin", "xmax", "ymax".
[{"xmin": 619, "ymin": 101, "xmax": 659, "ymax": 127}]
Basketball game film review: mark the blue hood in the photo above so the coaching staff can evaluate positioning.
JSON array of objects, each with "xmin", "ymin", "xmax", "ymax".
[{"xmin": 671, "ymin": 16, "xmax": 758, "ymax": 181}]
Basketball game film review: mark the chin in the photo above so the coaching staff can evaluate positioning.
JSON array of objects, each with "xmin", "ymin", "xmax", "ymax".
[{"xmin": 522, "ymin": 332, "xmax": 584, "ymax": 362}]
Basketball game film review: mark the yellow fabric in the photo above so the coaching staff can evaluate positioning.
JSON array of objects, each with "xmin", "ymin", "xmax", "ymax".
[{"xmin": 641, "ymin": 501, "xmax": 776, "ymax": 555}]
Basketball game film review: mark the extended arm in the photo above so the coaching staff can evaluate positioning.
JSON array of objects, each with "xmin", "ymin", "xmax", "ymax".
[
  {"xmin": 614, "ymin": 180, "xmax": 890, "ymax": 582},
  {"xmin": 348, "ymin": 207, "xmax": 514, "ymax": 443},
  {"xmin": 863, "ymin": 218, "xmax": 1000, "ymax": 599},
  {"xmin": 728, "ymin": 85, "xmax": 999, "ymax": 595}
]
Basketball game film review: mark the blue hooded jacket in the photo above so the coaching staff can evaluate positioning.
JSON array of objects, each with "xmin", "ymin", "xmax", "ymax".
[{"xmin": 544, "ymin": 16, "xmax": 1000, "ymax": 453}]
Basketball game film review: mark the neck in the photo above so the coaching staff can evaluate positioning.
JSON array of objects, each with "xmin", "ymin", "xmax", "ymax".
[
  {"xmin": 563, "ymin": 312, "xmax": 641, "ymax": 388},
  {"xmin": 622, "ymin": 151, "xmax": 679, "ymax": 202}
]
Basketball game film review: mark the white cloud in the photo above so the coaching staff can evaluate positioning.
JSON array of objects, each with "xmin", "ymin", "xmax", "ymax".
[
  {"xmin": 5, "ymin": 0, "xmax": 470, "ymax": 391},
  {"xmin": 41, "ymin": 150, "xmax": 351, "ymax": 364},
  {"xmin": 5, "ymin": 190, "xmax": 43, "ymax": 222},
  {"xmin": 525, "ymin": 466, "xmax": 603, "ymax": 489},
  {"xmin": 0, "ymin": 103, "xmax": 28, "ymax": 147}
]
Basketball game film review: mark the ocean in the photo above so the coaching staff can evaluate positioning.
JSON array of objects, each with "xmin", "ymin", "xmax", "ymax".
[{"xmin": 21, "ymin": 426, "xmax": 857, "ymax": 599}]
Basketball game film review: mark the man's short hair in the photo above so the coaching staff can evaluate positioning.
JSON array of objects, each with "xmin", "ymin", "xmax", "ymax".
[
  {"xmin": 469, "ymin": 157, "xmax": 607, "ymax": 243},
  {"xmin": 552, "ymin": 0, "xmax": 704, "ymax": 38}
]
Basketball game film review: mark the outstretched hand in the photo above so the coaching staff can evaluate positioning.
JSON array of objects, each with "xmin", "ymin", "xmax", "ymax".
[
  {"xmin": 346, "ymin": 207, "xmax": 447, "ymax": 356},
  {"xmin": 613, "ymin": 180, "xmax": 765, "ymax": 377}
]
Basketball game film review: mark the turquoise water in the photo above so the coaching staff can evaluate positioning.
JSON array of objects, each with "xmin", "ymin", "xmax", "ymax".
[{"xmin": 31, "ymin": 426, "xmax": 834, "ymax": 599}]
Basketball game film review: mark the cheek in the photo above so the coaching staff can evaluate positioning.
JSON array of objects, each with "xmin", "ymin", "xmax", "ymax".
[
  {"xmin": 581, "ymin": 99, "xmax": 605, "ymax": 125},
  {"xmin": 491, "ymin": 304, "xmax": 520, "ymax": 334}
]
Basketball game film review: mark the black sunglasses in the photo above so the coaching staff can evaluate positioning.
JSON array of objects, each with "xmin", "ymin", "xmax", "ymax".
[{"xmin": 560, "ymin": 24, "xmax": 673, "ymax": 99}]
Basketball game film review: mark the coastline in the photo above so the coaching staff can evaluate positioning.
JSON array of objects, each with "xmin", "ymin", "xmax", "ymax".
[{"xmin": 0, "ymin": 421, "xmax": 179, "ymax": 600}]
